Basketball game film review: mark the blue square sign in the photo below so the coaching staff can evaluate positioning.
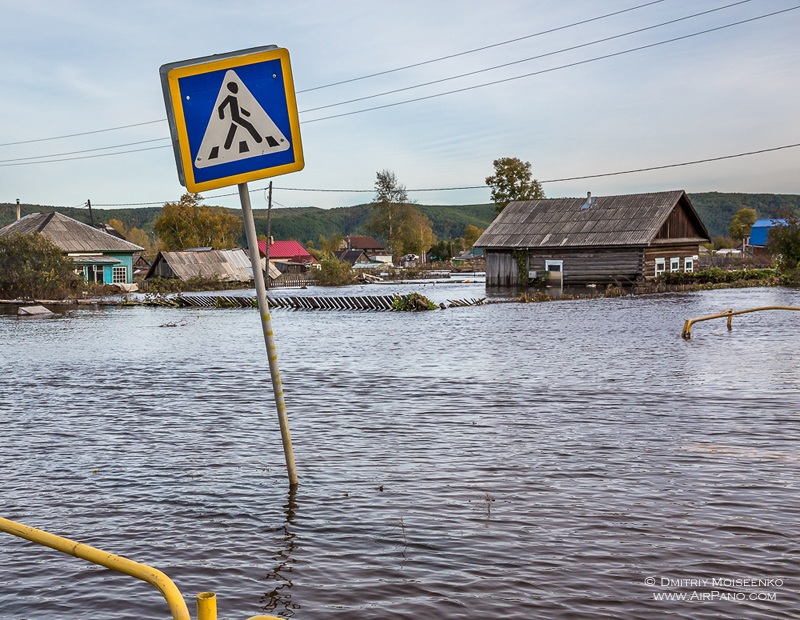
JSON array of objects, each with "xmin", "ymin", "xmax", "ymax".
[{"xmin": 160, "ymin": 46, "xmax": 304, "ymax": 192}]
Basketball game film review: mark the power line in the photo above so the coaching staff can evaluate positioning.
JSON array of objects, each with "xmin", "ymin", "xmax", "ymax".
[
  {"xmin": 296, "ymin": 0, "xmax": 668, "ymax": 93},
  {"xmin": 539, "ymin": 142, "xmax": 800, "ymax": 183},
  {"xmin": 0, "ymin": 144, "xmax": 171, "ymax": 167},
  {"xmin": 301, "ymin": 0, "xmax": 754, "ymax": 114},
  {"xmin": 90, "ymin": 141, "xmax": 800, "ymax": 206},
  {"xmin": 0, "ymin": 1, "xmax": 666, "ymax": 148},
  {"xmin": 0, "ymin": 119, "xmax": 167, "ymax": 148},
  {"xmin": 0, "ymin": 137, "xmax": 170, "ymax": 164},
  {"xmin": 304, "ymin": 5, "xmax": 800, "ymax": 123},
  {"xmin": 5, "ymin": 5, "xmax": 796, "ymax": 169}
]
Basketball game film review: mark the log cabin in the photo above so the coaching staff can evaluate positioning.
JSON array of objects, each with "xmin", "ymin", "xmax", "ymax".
[{"xmin": 474, "ymin": 190, "xmax": 711, "ymax": 286}]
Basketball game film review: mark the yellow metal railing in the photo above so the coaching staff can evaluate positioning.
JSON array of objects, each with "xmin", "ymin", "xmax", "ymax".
[
  {"xmin": 682, "ymin": 306, "xmax": 800, "ymax": 339},
  {"xmin": 0, "ymin": 516, "xmax": 282, "ymax": 620}
]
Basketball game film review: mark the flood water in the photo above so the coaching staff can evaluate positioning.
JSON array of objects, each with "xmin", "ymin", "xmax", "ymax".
[{"xmin": 1, "ymin": 283, "xmax": 799, "ymax": 620}]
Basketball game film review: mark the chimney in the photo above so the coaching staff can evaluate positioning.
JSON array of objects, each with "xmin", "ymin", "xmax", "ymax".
[
  {"xmin": 269, "ymin": 235, "xmax": 274, "ymax": 245},
  {"xmin": 581, "ymin": 191, "xmax": 596, "ymax": 210},
  {"xmin": 16, "ymin": 198, "xmax": 20, "ymax": 221}
]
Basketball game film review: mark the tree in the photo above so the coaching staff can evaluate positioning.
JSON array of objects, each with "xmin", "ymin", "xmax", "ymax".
[
  {"xmin": 0, "ymin": 232, "xmax": 79, "ymax": 299},
  {"xmin": 398, "ymin": 207, "xmax": 436, "ymax": 258},
  {"xmin": 366, "ymin": 170, "xmax": 413, "ymax": 255},
  {"xmin": 154, "ymin": 193, "xmax": 242, "ymax": 251},
  {"xmin": 766, "ymin": 211, "xmax": 800, "ymax": 275},
  {"xmin": 729, "ymin": 208, "xmax": 757, "ymax": 241},
  {"xmin": 485, "ymin": 157, "xmax": 545, "ymax": 214},
  {"xmin": 464, "ymin": 225, "xmax": 485, "ymax": 250}
]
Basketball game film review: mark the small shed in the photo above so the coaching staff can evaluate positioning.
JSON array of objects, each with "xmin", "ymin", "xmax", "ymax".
[
  {"xmin": 145, "ymin": 248, "xmax": 255, "ymax": 282},
  {"xmin": 0, "ymin": 211, "xmax": 143, "ymax": 284},
  {"xmin": 475, "ymin": 190, "xmax": 711, "ymax": 286}
]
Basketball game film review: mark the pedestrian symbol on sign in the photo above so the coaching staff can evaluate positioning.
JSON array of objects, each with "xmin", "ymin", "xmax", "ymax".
[{"xmin": 195, "ymin": 69, "xmax": 290, "ymax": 169}]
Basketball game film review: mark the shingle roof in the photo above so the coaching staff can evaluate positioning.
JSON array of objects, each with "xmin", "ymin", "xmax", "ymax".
[
  {"xmin": 474, "ymin": 190, "xmax": 708, "ymax": 249},
  {"xmin": 0, "ymin": 212, "xmax": 143, "ymax": 253}
]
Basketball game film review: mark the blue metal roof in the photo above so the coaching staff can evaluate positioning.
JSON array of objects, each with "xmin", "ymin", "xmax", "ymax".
[{"xmin": 750, "ymin": 219, "xmax": 787, "ymax": 246}]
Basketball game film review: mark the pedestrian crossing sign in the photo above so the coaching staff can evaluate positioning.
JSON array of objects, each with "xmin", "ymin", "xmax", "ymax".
[{"xmin": 160, "ymin": 46, "xmax": 304, "ymax": 192}]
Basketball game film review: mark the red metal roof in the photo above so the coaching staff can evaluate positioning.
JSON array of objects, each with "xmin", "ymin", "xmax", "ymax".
[{"xmin": 258, "ymin": 240, "xmax": 311, "ymax": 259}]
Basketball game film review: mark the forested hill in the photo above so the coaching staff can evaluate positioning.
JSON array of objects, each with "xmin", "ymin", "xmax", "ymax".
[
  {"xmin": 688, "ymin": 193, "xmax": 800, "ymax": 239},
  {"xmin": 2, "ymin": 192, "xmax": 798, "ymax": 244}
]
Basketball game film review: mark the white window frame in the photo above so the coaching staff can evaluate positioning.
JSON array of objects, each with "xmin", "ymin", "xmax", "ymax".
[
  {"xmin": 655, "ymin": 258, "xmax": 665, "ymax": 276},
  {"xmin": 670, "ymin": 257, "xmax": 680, "ymax": 273},
  {"xmin": 544, "ymin": 260, "xmax": 563, "ymax": 273},
  {"xmin": 112, "ymin": 266, "xmax": 127, "ymax": 283},
  {"xmin": 683, "ymin": 257, "xmax": 694, "ymax": 273}
]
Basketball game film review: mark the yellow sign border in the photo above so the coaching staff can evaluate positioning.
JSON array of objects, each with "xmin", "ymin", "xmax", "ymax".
[{"xmin": 165, "ymin": 47, "xmax": 304, "ymax": 193}]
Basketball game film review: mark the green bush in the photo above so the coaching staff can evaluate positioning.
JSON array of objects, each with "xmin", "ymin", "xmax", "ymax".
[
  {"xmin": 0, "ymin": 232, "xmax": 79, "ymax": 299},
  {"xmin": 313, "ymin": 254, "xmax": 355, "ymax": 286},
  {"xmin": 391, "ymin": 292, "xmax": 437, "ymax": 311},
  {"xmin": 656, "ymin": 268, "xmax": 776, "ymax": 286}
]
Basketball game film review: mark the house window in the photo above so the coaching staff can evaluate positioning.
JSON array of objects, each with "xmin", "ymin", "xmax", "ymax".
[
  {"xmin": 544, "ymin": 260, "xmax": 563, "ymax": 273},
  {"xmin": 86, "ymin": 264, "xmax": 105, "ymax": 283},
  {"xmin": 684, "ymin": 257, "xmax": 694, "ymax": 273},
  {"xmin": 112, "ymin": 266, "xmax": 127, "ymax": 283},
  {"xmin": 655, "ymin": 258, "xmax": 665, "ymax": 276},
  {"xmin": 670, "ymin": 257, "xmax": 680, "ymax": 272}
]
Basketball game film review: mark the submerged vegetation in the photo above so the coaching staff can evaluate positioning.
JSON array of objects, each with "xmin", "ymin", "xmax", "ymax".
[{"xmin": 391, "ymin": 292, "xmax": 437, "ymax": 311}]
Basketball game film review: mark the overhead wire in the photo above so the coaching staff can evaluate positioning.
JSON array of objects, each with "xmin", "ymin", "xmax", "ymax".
[
  {"xmin": 295, "ymin": 0, "xmax": 669, "ymax": 93},
  {"xmin": 90, "ymin": 142, "xmax": 800, "ymax": 206},
  {"xmin": 0, "ymin": 0, "xmax": 669, "ymax": 147},
  {"xmin": 3, "ymin": 3, "xmax": 793, "ymax": 166},
  {"xmin": 303, "ymin": 4, "xmax": 800, "ymax": 123},
  {"xmin": 300, "ymin": 0, "xmax": 755, "ymax": 114}
]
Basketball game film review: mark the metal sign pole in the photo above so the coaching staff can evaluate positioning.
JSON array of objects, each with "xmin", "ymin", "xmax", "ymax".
[{"xmin": 239, "ymin": 181, "xmax": 298, "ymax": 487}]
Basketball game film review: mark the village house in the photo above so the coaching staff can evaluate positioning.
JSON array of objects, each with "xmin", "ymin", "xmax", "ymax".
[
  {"xmin": 145, "ymin": 247, "xmax": 280, "ymax": 282},
  {"xmin": 340, "ymin": 235, "xmax": 392, "ymax": 264},
  {"xmin": 474, "ymin": 190, "xmax": 711, "ymax": 286},
  {"xmin": 0, "ymin": 211, "xmax": 143, "ymax": 284},
  {"xmin": 748, "ymin": 218, "xmax": 786, "ymax": 257}
]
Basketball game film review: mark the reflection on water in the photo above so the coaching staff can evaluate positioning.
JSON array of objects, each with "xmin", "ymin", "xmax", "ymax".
[
  {"xmin": 260, "ymin": 490, "xmax": 300, "ymax": 618},
  {"xmin": 1, "ymin": 284, "xmax": 800, "ymax": 619}
]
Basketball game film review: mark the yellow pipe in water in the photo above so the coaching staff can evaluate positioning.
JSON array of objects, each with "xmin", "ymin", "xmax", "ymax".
[
  {"xmin": 197, "ymin": 592, "xmax": 217, "ymax": 620},
  {"xmin": 0, "ymin": 516, "xmax": 191, "ymax": 620},
  {"xmin": 682, "ymin": 306, "xmax": 800, "ymax": 339}
]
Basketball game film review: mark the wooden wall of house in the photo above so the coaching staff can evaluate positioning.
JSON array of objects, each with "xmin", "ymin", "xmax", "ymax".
[
  {"xmin": 151, "ymin": 258, "xmax": 176, "ymax": 279},
  {"xmin": 527, "ymin": 248, "xmax": 643, "ymax": 284},
  {"xmin": 643, "ymin": 242, "xmax": 702, "ymax": 278},
  {"xmin": 485, "ymin": 250, "xmax": 519, "ymax": 286},
  {"xmin": 655, "ymin": 202, "xmax": 704, "ymax": 240}
]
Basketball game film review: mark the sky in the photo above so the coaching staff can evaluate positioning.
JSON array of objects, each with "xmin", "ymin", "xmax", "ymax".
[{"xmin": 1, "ymin": 0, "xmax": 799, "ymax": 212}]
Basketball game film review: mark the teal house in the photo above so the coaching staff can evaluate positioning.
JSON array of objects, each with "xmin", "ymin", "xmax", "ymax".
[{"xmin": 0, "ymin": 212, "xmax": 144, "ymax": 284}]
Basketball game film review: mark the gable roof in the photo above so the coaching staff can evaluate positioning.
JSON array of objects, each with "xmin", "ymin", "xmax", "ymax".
[
  {"xmin": 145, "ymin": 248, "xmax": 253, "ymax": 281},
  {"xmin": 258, "ymin": 239, "xmax": 311, "ymax": 259},
  {"xmin": 335, "ymin": 249, "xmax": 371, "ymax": 264},
  {"xmin": 474, "ymin": 190, "xmax": 709, "ymax": 249},
  {"xmin": 0, "ymin": 212, "xmax": 143, "ymax": 253},
  {"xmin": 344, "ymin": 235, "xmax": 385, "ymax": 251}
]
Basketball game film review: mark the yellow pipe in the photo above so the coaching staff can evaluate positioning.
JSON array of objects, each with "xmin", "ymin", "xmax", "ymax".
[
  {"xmin": 682, "ymin": 306, "xmax": 800, "ymax": 339},
  {"xmin": 197, "ymin": 592, "xmax": 217, "ymax": 620},
  {"xmin": 0, "ymin": 516, "xmax": 191, "ymax": 620}
]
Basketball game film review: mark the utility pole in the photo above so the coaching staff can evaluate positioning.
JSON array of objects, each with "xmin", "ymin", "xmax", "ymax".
[
  {"xmin": 15, "ymin": 198, "xmax": 20, "ymax": 222},
  {"xmin": 265, "ymin": 182, "xmax": 273, "ymax": 290},
  {"xmin": 87, "ymin": 199, "xmax": 95, "ymax": 227}
]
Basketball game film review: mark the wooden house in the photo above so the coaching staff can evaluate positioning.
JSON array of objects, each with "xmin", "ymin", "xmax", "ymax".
[
  {"xmin": 341, "ymin": 235, "xmax": 392, "ymax": 264},
  {"xmin": 0, "ymin": 211, "xmax": 143, "ymax": 284},
  {"xmin": 475, "ymin": 190, "xmax": 711, "ymax": 286},
  {"xmin": 145, "ymin": 248, "xmax": 256, "ymax": 282}
]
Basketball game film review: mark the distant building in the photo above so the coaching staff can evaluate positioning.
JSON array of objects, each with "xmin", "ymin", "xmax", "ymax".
[
  {"xmin": 749, "ymin": 218, "xmax": 787, "ymax": 256},
  {"xmin": 0, "ymin": 212, "xmax": 143, "ymax": 284},
  {"xmin": 474, "ymin": 190, "xmax": 711, "ymax": 286},
  {"xmin": 257, "ymin": 239, "xmax": 316, "ymax": 264},
  {"xmin": 145, "ymin": 248, "xmax": 255, "ymax": 282},
  {"xmin": 341, "ymin": 235, "xmax": 392, "ymax": 264},
  {"xmin": 335, "ymin": 249, "xmax": 384, "ymax": 268}
]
